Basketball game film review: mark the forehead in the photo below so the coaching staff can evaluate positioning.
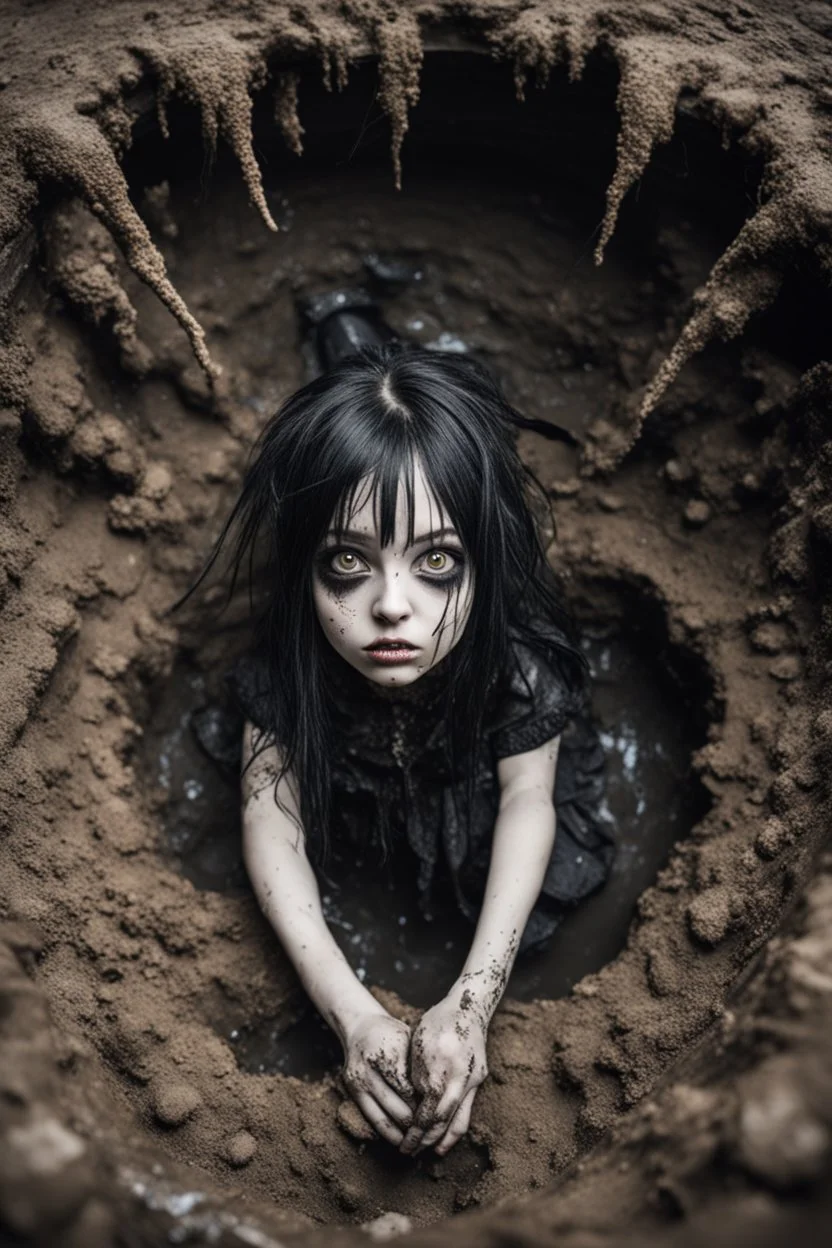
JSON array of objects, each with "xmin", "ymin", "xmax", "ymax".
[{"xmin": 334, "ymin": 461, "xmax": 451, "ymax": 539}]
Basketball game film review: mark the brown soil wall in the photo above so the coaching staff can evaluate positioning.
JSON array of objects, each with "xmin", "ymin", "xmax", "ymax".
[{"xmin": 1, "ymin": 3, "xmax": 831, "ymax": 1246}]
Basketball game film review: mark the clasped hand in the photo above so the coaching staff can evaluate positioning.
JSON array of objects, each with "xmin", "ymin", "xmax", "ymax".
[{"xmin": 341, "ymin": 997, "xmax": 488, "ymax": 1154}]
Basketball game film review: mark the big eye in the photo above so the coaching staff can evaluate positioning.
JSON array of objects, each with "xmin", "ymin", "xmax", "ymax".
[
  {"xmin": 330, "ymin": 550, "xmax": 367, "ymax": 575},
  {"xmin": 419, "ymin": 549, "xmax": 461, "ymax": 576}
]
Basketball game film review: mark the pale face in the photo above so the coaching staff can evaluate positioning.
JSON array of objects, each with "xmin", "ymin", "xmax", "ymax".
[{"xmin": 312, "ymin": 462, "xmax": 474, "ymax": 688}]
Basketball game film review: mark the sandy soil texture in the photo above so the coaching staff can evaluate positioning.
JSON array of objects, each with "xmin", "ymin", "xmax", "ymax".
[{"xmin": 0, "ymin": 2, "xmax": 831, "ymax": 1245}]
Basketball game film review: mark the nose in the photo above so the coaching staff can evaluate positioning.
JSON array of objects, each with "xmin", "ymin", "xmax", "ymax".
[{"xmin": 372, "ymin": 570, "xmax": 413, "ymax": 625}]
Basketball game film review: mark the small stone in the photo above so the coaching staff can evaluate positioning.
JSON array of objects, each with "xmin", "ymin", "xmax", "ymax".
[
  {"xmin": 35, "ymin": 598, "xmax": 79, "ymax": 642},
  {"xmin": 89, "ymin": 646, "xmax": 130, "ymax": 680},
  {"xmin": 549, "ymin": 476, "xmax": 581, "ymax": 498},
  {"xmin": 739, "ymin": 470, "xmax": 763, "ymax": 496},
  {"xmin": 2, "ymin": 1112, "xmax": 91, "ymax": 1234},
  {"xmin": 202, "ymin": 449, "xmax": 232, "ymax": 484},
  {"xmin": 737, "ymin": 1064, "xmax": 830, "ymax": 1189},
  {"xmin": 361, "ymin": 1212, "xmax": 413, "ymax": 1241},
  {"xmin": 140, "ymin": 462, "xmax": 173, "ymax": 502},
  {"xmin": 597, "ymin": 491, "xmax": 625, "ymax": 513},
  {"xmin": 221, "ymin": 1130, "xmax": 257, "ymax": 1167},
  {"xmin": 811, "ymin": 501, "xmax": 832, "ymax": 546},
  {"xmin": 769, "ymin": 655, "xmax": 800, "ymax": 682},
  {"xmin": 664, "ymin": 457, "xmax": 694, "ymax": 485},
  {"xmin": 149, "ymin": 1079, "xmax": 202, "ymax": 1128},
  {"xmin": 687, "ymin": 886, "xmax": 731, "ymax": 946},
  {"xmin": 683, "ymin": 499, "xmax": 711, "ymax": 529},
  {"xmin": 677, "ymin": 604, "xmax": 706, "ymax": 633},
  {"xmin": 749, "ymin": 621, "xmax": 790, "ymax": 654},
  {"xmin": 755, "ymin": 817, "xmax": 788, "ymax": 860},
  {"xmin": 813, "ymin": 708, "xmax": 832, "ymax": 751}
]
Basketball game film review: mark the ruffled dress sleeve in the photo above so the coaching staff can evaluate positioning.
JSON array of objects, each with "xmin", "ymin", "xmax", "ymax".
[{"xmin": 488, "ymin": 637, "xmax": 582, "ymax": 759}]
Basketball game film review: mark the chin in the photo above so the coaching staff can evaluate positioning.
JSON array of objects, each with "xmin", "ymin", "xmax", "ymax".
[{"xmin": 363, "ymin": 665, "xmax": 423, "ymax": 686}]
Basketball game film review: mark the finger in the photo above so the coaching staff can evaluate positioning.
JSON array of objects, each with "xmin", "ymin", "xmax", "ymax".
[
  {"xmin": 431, "ymin": 1082, "xmax": 467, "ymax": 1128},
  {"xmin": 364, "ymin": 1069, "xmax": 414, "ymax": 1129},
  {"xmin": 413, "ymin": 1083, "xmax": 466, "ymax": 1153},
  {"xmin": 368, "ymin": 1048, "xmax": 414, "ymax": 1102},
  {"xmin": 399, "ymin": 1122, "xmax": 425, "ymax": 1155},
  {"xmin": 435, "ymin": 1086, "xmax": 477, "ymax": 1155},
  {"xmin": 354, "ymin": 1091, "xmax": 404, "ymax": 1146},
  {"xmin": 414, "ymin": 1118, "xmax": 451, "ymax": 1152},
  {"xmin": 399, "ymin": 1104, "xmax": 436, "ymax": 1155},
  {"xmin": 412, "ymin": 1085, "xmax": 443, "ymax": 1131},
  {"xmin": 400, "ymin": 1083, "xmax": 447, "ymax": 1155}
]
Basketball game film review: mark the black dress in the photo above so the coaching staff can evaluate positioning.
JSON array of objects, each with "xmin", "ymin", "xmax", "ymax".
[{"xmin": 229, "ymin": 630, "xmax": 615, "ymax": 954}]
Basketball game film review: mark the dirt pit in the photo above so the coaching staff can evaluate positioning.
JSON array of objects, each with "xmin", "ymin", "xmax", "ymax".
[{"xmin": 1, "ymin": 3, "xmax": 832, "ymax": 1246}]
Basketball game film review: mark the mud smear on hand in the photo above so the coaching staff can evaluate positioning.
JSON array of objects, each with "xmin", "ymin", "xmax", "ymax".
[{"xmin": 0, "ymin": 3, "xmax": 831, "ymax": 1246}]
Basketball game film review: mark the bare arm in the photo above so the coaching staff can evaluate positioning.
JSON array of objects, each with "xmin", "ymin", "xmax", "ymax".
[
  {"xmin": 241, "ymin": 721, "xmax": 414, "ymax": 1142},
  {"xmin": 401, "ymin": 734, "xmax": 560, "ymax": 1154}
]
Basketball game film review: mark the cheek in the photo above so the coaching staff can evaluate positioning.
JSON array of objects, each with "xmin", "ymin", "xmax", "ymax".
[
  {"xmin": 424, "ymin": 574, "xmax": 474, "ymax": 637},
  {"xmin": 313, "ymin": 579, "xmax": 361, "ymax": 640}
]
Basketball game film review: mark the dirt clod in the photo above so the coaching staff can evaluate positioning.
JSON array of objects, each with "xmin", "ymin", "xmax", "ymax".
[
  {"xmin": 149, "ymin": 1080, "xmax": 203, "ymax": 1128},
  {"xmin": 222, "ymin": 1130, "xmax": 257, "ymax": 1167},
  {"xmin": 683, "ymin": 499, "xmax": 712, "ymax": 529},
  {"xmin": 687, "ymin": 887, "xmax": 732, "ymax": 947}
]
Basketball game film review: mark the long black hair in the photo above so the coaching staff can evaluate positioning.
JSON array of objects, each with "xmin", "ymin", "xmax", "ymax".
[{"xmin": 193, "ymin": 343, "xmax": 586, "ymax": 855}]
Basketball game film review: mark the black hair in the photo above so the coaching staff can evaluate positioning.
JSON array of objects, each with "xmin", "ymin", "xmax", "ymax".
[{"xmin": 192, "ymin": 343, "xmax": 586, "ymax": 857}]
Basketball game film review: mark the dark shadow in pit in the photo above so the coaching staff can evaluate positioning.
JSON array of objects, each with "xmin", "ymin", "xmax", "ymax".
[{"xmin": 143, "ymin": 593, "xmax": 711, "ymax": 1079}]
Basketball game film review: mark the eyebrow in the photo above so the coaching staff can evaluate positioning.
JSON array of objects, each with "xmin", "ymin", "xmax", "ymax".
[{"xmin": 324, "ymin": 526, "xmax": 461, "ymax": 547}]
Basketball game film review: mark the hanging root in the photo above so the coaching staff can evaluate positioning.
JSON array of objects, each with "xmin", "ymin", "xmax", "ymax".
[
  {"xmin": 372, "ymin": 8, "xmax": 423, "ymax": 191},
  {"xmin": 595, "ymin": 37, "xmax": 690, "ymax": 265},
  {"xmin": 491, "ymin": 3, "xmax": 597, "ymax": 100},
  {"xmin": 20, "ymin": 107, "xmax": 218, "ymax": 380},
  {"xmin": 136, "ymin": 32, "xmax": 278, "ymax": 233},
  {"xmin": 498, "ymin": 10, "xmax": 572, "ymax": 101},
  {"xmin": 275, "ymin": 73, "xmax": 304, "ymax": 157},
  {"xmin": 595, "ymin": 198, "xmax": 788, "ymax": 469}
]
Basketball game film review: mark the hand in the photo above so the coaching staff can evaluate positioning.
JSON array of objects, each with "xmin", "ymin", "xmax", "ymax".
[
  {"xmin": 341, "ymin": 1011, "xmax": 415, "ymax": 1146},
  {"xmin": 400, "ymin": 995, "xmax": 488, "ymax": 1156}
]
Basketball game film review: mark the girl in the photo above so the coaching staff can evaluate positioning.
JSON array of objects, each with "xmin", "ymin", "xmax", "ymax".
[{"xmin": 203, "ymin": 306, "xmax": 613, "ymax": 1156}]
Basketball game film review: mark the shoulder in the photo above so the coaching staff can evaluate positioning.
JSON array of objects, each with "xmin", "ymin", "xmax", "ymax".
[{"xmin": 488, "ymin": 627, "xmax": 584, "ymax": 760}]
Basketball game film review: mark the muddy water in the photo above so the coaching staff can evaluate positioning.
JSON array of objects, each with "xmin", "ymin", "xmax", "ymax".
[{"xmin": 146, "ymin": 620, "xmax": 701, "ymax": 1078}]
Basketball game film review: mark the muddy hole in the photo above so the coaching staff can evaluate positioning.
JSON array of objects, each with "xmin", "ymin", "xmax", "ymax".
[
  {"xmin": 147, "ymin": 601, "xmax": 710, "ymax": 1083},
  {"xmin": 2, "ymin": 7, "xmax": 831, "ymax": 1246}
]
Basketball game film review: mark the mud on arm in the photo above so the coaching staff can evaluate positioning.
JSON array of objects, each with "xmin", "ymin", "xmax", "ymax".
[
  {"xmin": 401, "ymin": 734, "xmax": 561, "ymax": 1155},
  {"xmin": 241, "ymin": 721, "xmax": 415, "ymax": 1144}
]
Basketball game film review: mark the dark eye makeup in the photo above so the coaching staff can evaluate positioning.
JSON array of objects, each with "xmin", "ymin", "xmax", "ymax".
[
  {"xmin": 315, "ymin": 548, "xmax": 368, "ymax": 593},
  {"xmin": 315, "ymin": 545, "xmax": 467, "ymax": 592},
  {"xmin": 416, "ymin": 549, "xmax": 466, "ymax": 589}
]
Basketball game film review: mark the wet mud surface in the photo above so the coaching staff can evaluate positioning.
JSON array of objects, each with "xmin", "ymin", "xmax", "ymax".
[{"xmin": 1, "ymin": 3, "xmax": 831, "ymax": 1246}]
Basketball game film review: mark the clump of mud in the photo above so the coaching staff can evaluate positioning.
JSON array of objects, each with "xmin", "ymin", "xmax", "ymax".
[{"xmin": 1, "ymin": 2, "xmax": 831, "ymax": 1246}]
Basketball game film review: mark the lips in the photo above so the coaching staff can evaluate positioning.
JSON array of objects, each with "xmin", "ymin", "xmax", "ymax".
[{"xmin": 363, "ymin": 638, "xmax": 419, "ymax": 664}]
